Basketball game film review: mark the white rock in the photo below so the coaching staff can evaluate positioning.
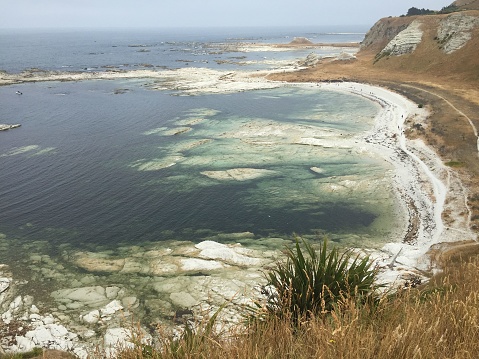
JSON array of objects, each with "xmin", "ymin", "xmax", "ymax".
[
  {"xmin": 42, "ymin": 314, "xmax": 55, "ymax": 325},
  {"xmin": 83, "ymin": 329, "xmax": 96, "ymax": 338},
  {"xmin": 30, "ymin": 304, "xmax": 40, "ymax": 314},
  {"xmin": 82, "ymin": 309, "xmax": 100, "ymax": 324},
  {"xmin": 29, "ymin": 313, "xmax": 42, "ymax": 321},
  {"xmin": 195, "ymin": 241, "xmax": 261, "ymax": 266},
  {"xmin": 14, "ymin": 335, "xmax": 35, "ymax": 352},
  {"xmin": 48, "ymin": 324, "xmax": 69, "ymax": 337},
  {"xmin": 104, "ymin": 328, "xmax": 134, "ymax": 358},
  {"xmin": 100, "ymin": 300, "xmax": 123, "ymax": 317},
  {"xmin": 25, "ymin": 324, "xmax": 76, "ymax": 351},
  {"xmin": 179, "ymin": 258, "xmax": 225, "ymax": 271}
]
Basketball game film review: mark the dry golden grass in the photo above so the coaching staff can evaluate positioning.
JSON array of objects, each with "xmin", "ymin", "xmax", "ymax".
[
  {"xmin": 112, "ymin": 246, "xmax": 479, "ymax": 359},
  {"xmin": 455, "ymin": 0, "xmax": 479, "ymax": 10}
]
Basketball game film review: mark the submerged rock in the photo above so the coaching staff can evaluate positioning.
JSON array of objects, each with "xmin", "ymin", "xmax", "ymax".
[
  {"xmin": 196, "ymin": 240, "xmax": 262, "ymax": 266},
  {"xmin": 201, "ymin": 168, "xmax": 277, "ymax": 181}
]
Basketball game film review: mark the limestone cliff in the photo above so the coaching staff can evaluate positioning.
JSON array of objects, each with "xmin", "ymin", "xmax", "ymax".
[{"xmin": 359, "ymin": 7, "xmax": 479, "ymax": 80}]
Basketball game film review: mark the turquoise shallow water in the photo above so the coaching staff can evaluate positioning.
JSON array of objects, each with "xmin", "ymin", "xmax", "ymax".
[{"xmin": 0, "ymin": 79, "xmax": 400, "ymax": 257}]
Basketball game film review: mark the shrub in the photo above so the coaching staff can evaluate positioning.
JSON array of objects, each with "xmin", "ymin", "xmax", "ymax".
[{"xmin": 255, "ymin": 237, "xmax": 380, "ymax": 324}]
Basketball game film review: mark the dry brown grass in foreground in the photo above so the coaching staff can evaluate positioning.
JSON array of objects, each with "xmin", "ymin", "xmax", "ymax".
[{"xmin": 115, "ymin": 250, "xmax": 479, "ymax": 359}]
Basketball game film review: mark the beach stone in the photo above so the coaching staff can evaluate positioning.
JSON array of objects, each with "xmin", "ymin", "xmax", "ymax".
[
  {"xmin": 120, "ymin": 259, "xmax": 149, "ymax": 274},
  {"xmin": 29, "ymin": 313, "xmax": 42, "ymax": 321},
  {"xmin": 82, "ymin": 310, "xmax": 100, "ymax": 324},
  {"xmin": 83, "ymin": 329, "xmax": 96, "ymax": 338},
  {"xmin": 42, "ymin": 314, "xmax": 56, "ymax": 325},
  {"xmin": 100, "ymin": 300, "xmax": 123, "ymax": 317},
  {"xmin": 169, "ymin": 292, "xmax": 198, "ymax": 308},
  {"xmin": 144, "ymin": 299, "xmax": 172, "ymax": 316},
  {"xmin": 310, "ymin": 166, "xmax": 325, "ymax": 174},
  {"xmin": 104, "ymin": 327, "xmax": 152, "ymax": 357},
  {"xmin": 24, "ymin": 323, "xmax": 76, "ymax": 351}
]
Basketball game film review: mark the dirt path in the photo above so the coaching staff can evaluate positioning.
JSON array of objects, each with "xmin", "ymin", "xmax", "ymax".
[{"xmin": 400, "ymin": 83, "xmax": 479, "ymax": 154}]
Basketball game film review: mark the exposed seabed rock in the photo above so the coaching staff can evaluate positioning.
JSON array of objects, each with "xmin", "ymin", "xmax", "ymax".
[{"xmin": 0, "ymin": 124, "xmax": 21, "ymax": 131}]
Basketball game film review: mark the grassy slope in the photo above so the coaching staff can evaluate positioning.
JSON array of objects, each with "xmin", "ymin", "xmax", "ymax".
[{"xmin": 455, "ymin": 0, "xmax": 479, "ymax": 10}]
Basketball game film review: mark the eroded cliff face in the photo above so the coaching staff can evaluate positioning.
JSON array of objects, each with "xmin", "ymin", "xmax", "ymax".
[
  {"xmin": 437, "ymin": 13, "xmax": 479, "ymax": 53},
  {"xmin": 377, "ymin": 20, "xmax": 424, "ymax": 57},
  {"xmin": 361, "ymin": 11, "xmax": 479, "ymax": 59},
  {"xmin": 360, "ymin": 18, "xmax": 411, "ymax": 51}
]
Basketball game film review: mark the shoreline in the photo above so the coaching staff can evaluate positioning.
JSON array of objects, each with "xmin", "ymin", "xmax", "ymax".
[{"xmin": 0, "ymin": 67, "xmax": 476, "ymax": 355}]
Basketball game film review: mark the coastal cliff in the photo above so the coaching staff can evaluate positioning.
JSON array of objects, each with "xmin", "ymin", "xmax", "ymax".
[{"xmin": 360, "ymin": 6, "xmax": 479, "ymax": 81}]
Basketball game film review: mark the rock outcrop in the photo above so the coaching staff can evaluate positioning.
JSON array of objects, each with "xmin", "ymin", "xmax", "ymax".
[
  {"xmin": 437, "ymin": 13, "xmax": 479, "ymax": 53},
  {"xmin": 377, "ymin": 20, "xmax": 423, "ymax": 57}
]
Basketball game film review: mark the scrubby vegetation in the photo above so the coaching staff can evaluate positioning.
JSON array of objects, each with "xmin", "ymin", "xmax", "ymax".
[
  {"xmin": 404, "ymin": 4, "xmax": 460, "ymax": 16},
  {"xmin": 112, "ymin": 239, "xmax": 479, "ymax": 359}
]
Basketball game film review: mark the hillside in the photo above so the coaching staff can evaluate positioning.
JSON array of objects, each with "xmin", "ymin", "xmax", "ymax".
[{"xmin": 455, "ymin": 0, "xmax": 479, "ymax": 10}]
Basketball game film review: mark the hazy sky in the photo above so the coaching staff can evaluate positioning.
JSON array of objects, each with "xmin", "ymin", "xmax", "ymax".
[{"xmin": 1, "ymin": 0, "xmax": 454, "ymax": 29}]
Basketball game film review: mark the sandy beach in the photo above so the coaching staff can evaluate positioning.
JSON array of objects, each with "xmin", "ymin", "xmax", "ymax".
[{"xmin": 1, "ymin": 64, "xmax": 476, "ymax": 354}]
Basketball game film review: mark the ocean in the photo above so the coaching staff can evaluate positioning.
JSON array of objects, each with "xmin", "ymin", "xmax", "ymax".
[{"xmin": 0, "ymin": 27, "xmax": 405, "ymax": 325}]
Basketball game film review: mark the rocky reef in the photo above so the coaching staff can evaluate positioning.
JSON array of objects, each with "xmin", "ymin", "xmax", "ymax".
[{"xmin": 0, "ymin": 124, "xmax": 21, "ymax": 131}]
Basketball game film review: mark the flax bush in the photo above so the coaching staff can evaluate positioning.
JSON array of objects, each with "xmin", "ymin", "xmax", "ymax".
[{"xmin": 257, "ymin": 237, "xmax": 380, "ymax": 323}]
